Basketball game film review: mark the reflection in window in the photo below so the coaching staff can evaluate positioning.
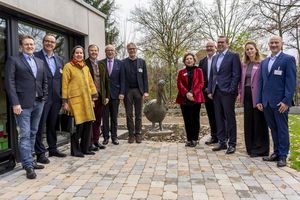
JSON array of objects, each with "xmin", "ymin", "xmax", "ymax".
[{"xmin": 18, "ymin": 22, "xmax": 68, "ymax": 60}]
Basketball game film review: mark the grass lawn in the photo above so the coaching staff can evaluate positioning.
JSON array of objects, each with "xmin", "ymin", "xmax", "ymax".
[{"xmin": 289, "ymin": 114, "xmax": 300, "ymax": 170}]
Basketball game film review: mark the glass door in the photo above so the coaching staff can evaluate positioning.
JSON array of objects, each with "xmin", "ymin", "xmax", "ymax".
[{"xmin": 0, "ymin": 17, "xmax": 8, "ymax": 152}]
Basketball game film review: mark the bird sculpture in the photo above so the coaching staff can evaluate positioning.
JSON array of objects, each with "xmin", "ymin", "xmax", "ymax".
[{"xmin": 143, "ymin": 80, "xmax": 168, "ymax": 131}]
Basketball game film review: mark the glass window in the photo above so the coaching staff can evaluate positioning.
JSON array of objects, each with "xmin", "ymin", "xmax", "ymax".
[
  {"xmin": 0, "ymin": 17, "xmax": 8, "ymax": 151},
  {"xmin": 18, "ymin": 21, "xmax": 68, "ymax": 60}
]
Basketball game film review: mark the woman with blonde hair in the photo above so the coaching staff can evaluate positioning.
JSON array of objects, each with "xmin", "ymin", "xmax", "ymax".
[{"xmin": 238, "ymin": 41, "xmax": 269, "ymax": 157}]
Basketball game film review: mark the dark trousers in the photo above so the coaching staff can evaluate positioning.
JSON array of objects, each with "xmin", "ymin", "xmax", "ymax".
[
  {"xmin": 204, "ymin": 91, "xmax": 217, "ymax": 140},
  {"xmin": 91, "ymin": 99, "xmax": 104, "ymax": 144},
  {"xmin": 263, "ymin": 105, "xmax": 289, "ymax": 158},
  {"xmin": 180, "ymin": 103, "xmax": 201, "ymax": 141},
  {"xmin": 213, "ymin": 88, "xmax": 237, "ymax": 147},
  {"xmin": 71, "ymin": 121, "xmax": 92, "ymax": 155},
  {"xmin": 35, "ymin": 100, "xmax": 61, "ymax": 155},
  {"xmin": 103, "ymin": 99, "xmax": 119, "ymax": 140},
  {"xmin": 244, "ymin": 87, "xmax": 269, "ymax": 155},
  {"xmin": 124, "ymin": 88, "xmax": 143, "ymax": 135}
]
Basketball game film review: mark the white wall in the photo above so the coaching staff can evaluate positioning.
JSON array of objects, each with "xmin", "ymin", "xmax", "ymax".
[{"xmin": 0, "ymin": 0, "xmax": 106, "ymax": 58}]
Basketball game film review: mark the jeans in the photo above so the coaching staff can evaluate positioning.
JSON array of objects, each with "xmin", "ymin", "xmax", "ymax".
[{"xmin": 15, "ymin": 100, "xmax": 45, "ymax": 168}]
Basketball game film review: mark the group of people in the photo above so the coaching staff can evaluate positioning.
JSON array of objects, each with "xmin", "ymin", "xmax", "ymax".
[
  {"xmin": 4, "ymin": 34, "xmax": 148, "ymax": 179},
  {"xmin": 176, "ymin": 35, "xmax": 297, "ymax": 169}
]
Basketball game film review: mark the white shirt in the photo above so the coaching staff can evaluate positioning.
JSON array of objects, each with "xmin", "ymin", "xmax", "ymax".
[
  {"xmin": 216, "ymin": 49, "xmax": 228, "ymax": 72},
  {"xmin": 207, "ymin": 53, "xmax": 216, "ymax": 81},
  {"xmin": 268, "ymin": 51, "xmax": 282, "ymax": 73}
]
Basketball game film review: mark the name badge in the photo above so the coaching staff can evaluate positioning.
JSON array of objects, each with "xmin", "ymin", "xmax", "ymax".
[
  {"xmin": 253, "ymin": 66, "xmax": 258, "ymax": 70},
  {"xmin": 274, "ymin": 70, "xmax": 282, "ymax": 75},
  {"xmin": 183, "ymin": 72, "xmax": 188, "ymax": 76},
  {"xmin": 60, "ymin": 68, "xmax": 63, "ymax": 74},
  {"xmin": 138, "ymin": 68, "xmax": 143, "ymax": 73}
]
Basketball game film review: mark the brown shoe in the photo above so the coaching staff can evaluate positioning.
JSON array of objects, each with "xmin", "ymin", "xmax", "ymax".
[
  {"xmin": 128, "ymin": 135, "xmax": 135, "ymax": 144},
  {"xmin": 135, "ymin": 134, "xmax": 143, "ymax": 143}
]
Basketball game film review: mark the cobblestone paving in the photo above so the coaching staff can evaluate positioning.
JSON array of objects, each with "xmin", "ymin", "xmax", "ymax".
[{"xmin": 0, "ymin": 136, "xmax": 300, "ymax": 200}]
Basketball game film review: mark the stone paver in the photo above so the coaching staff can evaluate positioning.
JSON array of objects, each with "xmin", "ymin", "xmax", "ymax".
[{"xmin": 0, "ymin": 135, "xmax": 300, "ymax": 200}]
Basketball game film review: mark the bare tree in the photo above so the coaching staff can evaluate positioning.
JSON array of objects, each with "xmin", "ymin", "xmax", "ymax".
[{"xmin": 131, "ymin": 0, "xmax": 203, "ymax": 98}]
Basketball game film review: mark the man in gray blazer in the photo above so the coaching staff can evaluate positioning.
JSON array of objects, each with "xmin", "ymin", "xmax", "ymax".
[
  {"xmin": 5, "ymin": 35, "xmax": 47, "ymax": 179},
  {"xmin": 102, "ymin": 44, "xmax": 125, "ymax": 145},
  {"xmin": 123, "ymin": 43, "xmax": 148, "ymax": 144}
]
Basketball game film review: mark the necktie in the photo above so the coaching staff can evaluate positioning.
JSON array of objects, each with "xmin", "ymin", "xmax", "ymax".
[{"xmin": 108, "ymin": 60, "xmax": 112, "ymax": 75}]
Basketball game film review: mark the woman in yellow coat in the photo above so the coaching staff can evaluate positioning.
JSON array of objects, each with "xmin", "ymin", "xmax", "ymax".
[{"xmin": 62, "ymin": 45, "xmax": 98, "ymax": 157}]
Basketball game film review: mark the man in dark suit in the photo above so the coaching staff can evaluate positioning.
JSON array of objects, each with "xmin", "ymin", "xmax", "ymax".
[
  {"xmin": 102, "ymin": 44, "xmax": 125, "ymax": 145},
  {"xmin": 257, "ymin": 36, "xmax": 296, "ymax": 167},
  {"xmin": 208, "ymin": 36, "xmax": 241, "ymax": 154},
  {"xmin": 35, "ymin": 34, "xmax": 66, "ymax": 164},
  {"xmin": 85, "ymin": 44, "xmax": 109, "ymax": 151},
  {"xmin": 123, "ymin": 42, "xmax": 148, "ymax": 144},
  {"xmin": 198, "ymin": 41, "xmax": 218, "ymax": 145},
  {"xmin": 5, "ymin": 35, "xmax": 47, "ymax": 179}
]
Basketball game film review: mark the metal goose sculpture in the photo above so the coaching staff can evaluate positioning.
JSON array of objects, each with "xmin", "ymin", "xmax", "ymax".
[{"xmin": 143, "ymin": 80, "xmax": 168, "ymax": 131}]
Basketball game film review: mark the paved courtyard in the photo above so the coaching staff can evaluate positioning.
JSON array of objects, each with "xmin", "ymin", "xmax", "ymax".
[{"xmin": 0, "ymin": 134, "xmax": 300, "ymax": 200}]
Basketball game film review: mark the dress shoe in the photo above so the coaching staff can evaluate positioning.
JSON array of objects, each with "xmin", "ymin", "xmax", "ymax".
[
  {"xmin": 128, "ymin": 135, "xmax": 135, "ymax": 144},
  {"xmin": 36, "ymin": 154, "xmax": 50, "ymax": 164},
  {"xmin": 71, "ymin": 152, "xmax": 84, "ymax": 157},
  {"xmin": 189, "ymin": 140, "xmax": 197, "ymax": 147},
  {"xmin": 95, "ymin": 142, "xmax": 106, "ymax": 149},
  {"xmin": 135, "ymin": 134, "xmax": 143, "ymax": 143},
  {"xmin": 112, "ymin": 138, "xmax": 119, "ymax": 145},
  {"xmin": 102, "ymin": 138, "xmax": 109, "ymax": 145},
  {"xmin": 32, "ymin": 161, "xmax": 45, "ymax": 169},
  {"xmin": 185, "ymin": 141, "xmax": 192, "ymax": 147},
  {"xmin": 212, "ymin": 144, "xmax": 227, "ymax": 151},
  {"xmin": 89, "ymin": 144, "xmax": 99, "ymax": 151},
  {"xmin": 49, "ymin": 150, "xmax": 67, "ymax": 157},
  {"xmin": 83, "ymin": 151, "xmax": 95, "ymax": 155},
  {"xmin": 225, "ymin": 146, "xmax": 236, "ymax": 154},
  {"xmin": 277, "ymin": 157, "xmax": 287, "ymax": 167},
  {"xmin": 205, "ymin": 137, "xmax": 218, "ymax": 145},
  {"xmin": 25, "ymin": 167, "xmax": 36, "ymax": 179},
  {"xmin": 262, "ymin": 153, "xmax": 279, "ymax": 162}
]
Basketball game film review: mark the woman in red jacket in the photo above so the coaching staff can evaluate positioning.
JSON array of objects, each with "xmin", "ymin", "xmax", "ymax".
[{"xmin": 176, "ymin": 53, "xmax": 205, "ymax": 147}]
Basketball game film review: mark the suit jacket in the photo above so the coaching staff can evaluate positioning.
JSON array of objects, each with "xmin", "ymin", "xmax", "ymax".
[
  {"xmin": 208, "ymin": 50, "xmax": 241, "ymax": 95},
  {"xmin": 101, "ymin": 58, "xmax": 125, "ymax": 100},
  {"xmin": 85, "ymin": 58, "xmax": 110, "ymax": 104},
  {"xmin": 34, "ymin": 50, "xmax": 64, "ymax": 103},
  {"xmin": 176, "ymin": 67, "xmax": 205, "ymax": 104},
  {"xmin": 198, "ymin": 56, "xmax": 209, "ymax": 90},
  {"xmin": 123, "ymin": 57, "xmax": 148, "ymax": 95},
  {"xmin": 257, "ymin": 52, "xmax": 296, "ymax": 108},
  {"xmin": 5, "ymin": 53, "xmax": 48, "ymax": 108}
]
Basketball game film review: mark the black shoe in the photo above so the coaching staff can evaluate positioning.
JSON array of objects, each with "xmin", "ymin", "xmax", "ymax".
[
  {"xmin": 95, "ymin": 142, "xmax": 106, "ymax": 149},
  {"xmin": 263, "ymin": 153, "xmax": 279, "ymax": 162},
  {"xmin": 225, "ymin": 146, "xmax": 236, "ymax": 154},
  {"xmin": 189, "ymin": 140, "xmax": 197, "ymax": 147},
  {"xmin": 185, "ymin": 141, "xmax": 192, "ymax": 147},
  {"xmin": 71, "ymin": 152, "xmax": 84, "ymax": 157},
  {"xmin": 83, "ymin": 151, "xmax": 95, "ymax": 155},
  {"xmin": 102, "ymin": 139, "xmax": 109, "ymax": 145},
  {"xmin": 32, "ymin": 161, "xmax": 45, "ymax": 169},
  {"xmin": 49, "ymin": 150, "xmax": 67, "ymax": 157},
  {"xmin": 112, "ymin": 138, "xmax": 119, "ymax": 145},
  {"xmin": 89, "ymin": 144, "xmax": 99, "ymax": 151},
  {"xmin": 25, "ymin": 167, "xmax": 36, "ymax": 179},
  {"xmin": 205, "ymin": 137, "xmax": 218, "ymax": 145},
  {"xmin": 277, "ymin": 157, "xmax": 287, "ymax": 167},
  {"xmin": 212, "ymin": 144, "xmax": 227, "ymax": 151},
  {"xmin": 36, "ymin": 154, "xmax": 50, "ymax": 164}
]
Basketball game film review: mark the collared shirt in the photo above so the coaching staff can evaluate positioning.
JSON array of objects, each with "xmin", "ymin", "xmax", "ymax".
[
  {"xmin": 23, "ymin": 53, "xmax": 37, "ymax": 78},
  {"xmin": 43, "ymin": 49, "xmax": 56, "ymax": 76},
  {"xmin": 216, "ymin": 49, "xmax": 228, "ymax": 72},
  {"xmin": 268, "ymin": 51, "xmax": 282, "ymax": 73},
  {"xmin": 107, "ymin": 58, "xmax": 114, "ymax": 76},
  {"xmin": 207, "ymin": 53, "xmax": 216, "ymax": 81},
  {"xmin": 90, "ymin": 59, "xmax": 101, "ymax": 93}
]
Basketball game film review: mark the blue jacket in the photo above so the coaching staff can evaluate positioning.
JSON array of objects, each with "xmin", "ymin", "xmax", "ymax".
[{"xmin": 257, "ymin": 52, "xmax": 297, "ymax": 108}]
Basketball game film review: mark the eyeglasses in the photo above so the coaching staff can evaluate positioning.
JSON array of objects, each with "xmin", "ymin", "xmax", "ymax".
[{"xmin": 128, "ymin": 48, "xmax": 136, "ymax": 50}]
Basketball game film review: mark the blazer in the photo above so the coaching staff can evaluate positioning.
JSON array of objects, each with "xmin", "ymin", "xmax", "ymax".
[
  {"xmin": 123, "ymin": 57, "xmax": 148, "ymax": 95},
  {"xmin": 5, "ymin": 53, "xmax": 48, "ymax": 108},
  {"xmin": 34, "ymin": 50, "xmax": 64, "ymax": 103},
  {"xmin": 239, "ymin": 62, "xmax": 261, "ymax": 108},
  {"xmin": 208, "ymin": 50, "xmax": 241, "ymax": 95},
  {"xmin": 101, "ymin": 58, "xmax": 125, "ymax": 100},
  {"xmin": 257, "ymin": 52, "xmax": 296, "ymax": 108},
  {"xmin": 85, "ymin": 58, "xmax": 110, "ymax": 104},
  {"xmin": 198, "ymin": 56, "xmax": 209, "ymax": 90},
  {"xmin": 176, "ymin": 67, "xmax": 205, "ymax": 104}
]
